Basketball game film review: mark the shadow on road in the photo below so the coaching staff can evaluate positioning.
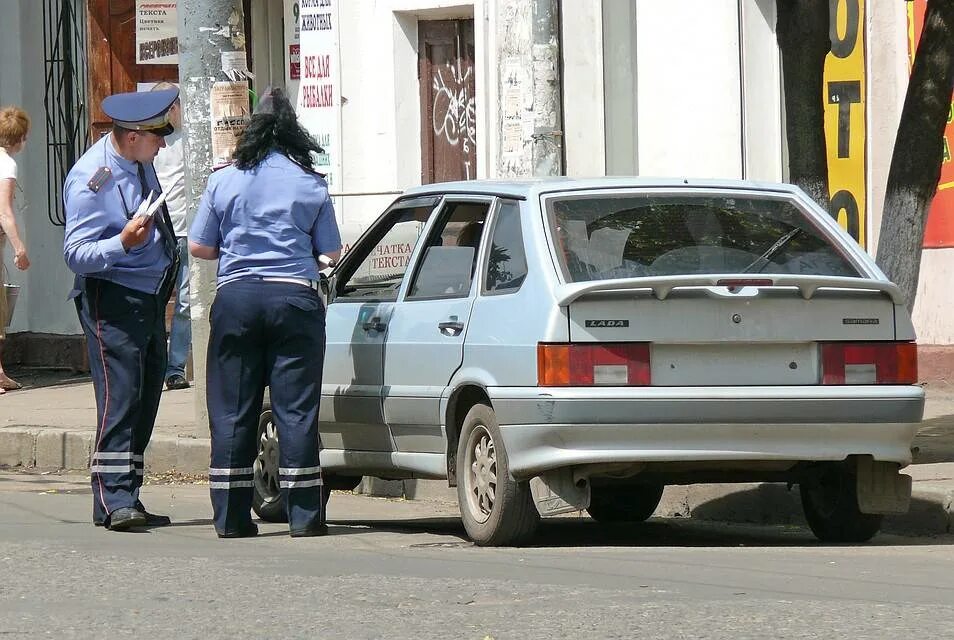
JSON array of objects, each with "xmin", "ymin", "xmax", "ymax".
[{"xmin": 322, "ymin": 511, "xmax": 952, "ymax": 549}]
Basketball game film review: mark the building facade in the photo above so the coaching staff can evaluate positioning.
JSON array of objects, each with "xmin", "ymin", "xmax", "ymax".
[{"xmin": 0, "ymin": 0, "xmax": 951, "ymax": 372}]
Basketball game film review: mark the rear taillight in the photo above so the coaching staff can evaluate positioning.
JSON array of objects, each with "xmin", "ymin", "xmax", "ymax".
[
  {"xmin": 820, "ymin": 342, "xmax": 918, "ymax": 385},
  {"xmin": 538, "ymin": 343, "xmax": 651, "ymax": 386}
]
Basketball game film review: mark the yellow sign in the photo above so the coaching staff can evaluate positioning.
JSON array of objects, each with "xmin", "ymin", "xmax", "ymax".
[{"xmin": 823, "ymin": 0, "xmax": 867, "ymax": 247}]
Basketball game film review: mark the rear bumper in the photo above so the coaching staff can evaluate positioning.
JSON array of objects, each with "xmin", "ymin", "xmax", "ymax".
[{"xmin": 488, "ymin": 385, "xmax": 924, "ymax": 478}]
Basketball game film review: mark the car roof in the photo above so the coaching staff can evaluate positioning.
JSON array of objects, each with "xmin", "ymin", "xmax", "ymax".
[{"xmin": 401, "ymin": 177, "xmax": 806, "ymax": 201}]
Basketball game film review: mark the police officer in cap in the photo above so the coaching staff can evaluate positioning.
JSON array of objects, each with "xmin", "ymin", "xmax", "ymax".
[
  {"xmin": 63, "ymin": 88, "xmax": 181, "ymax": 531},
  {"xmin": 190, "ymin": 88, "xmax": 341, "ymax": 538}
]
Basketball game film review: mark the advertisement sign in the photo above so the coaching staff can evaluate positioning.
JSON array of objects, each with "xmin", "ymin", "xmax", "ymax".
[
  {"xmin": 135, "ymin": 1, "xmax": 178, "ymax": 65},
  {"xmin": 908, "ymin": 0, "xmax": 954, "ymax": 248},
  {"xmin": 210, "ymin": 81, "xmax": 250, "ymax": 168},
  {"xmin": 284, "ymin": 0, "xmax": 302, "ymax": 100},
  {"xmin": 289, "ymin": 44, "xmax": 301, "ymax": 80},
  {"xmin": 295, "ymin": 0, "xmax": 342, "ymax": 198},
  {"xmin": 823, "ymin": 0, "xmax": 867, "ymax": 248}
]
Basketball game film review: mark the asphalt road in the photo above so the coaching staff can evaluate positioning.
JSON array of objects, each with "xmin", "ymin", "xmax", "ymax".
[{"xmin": 1, "ymin": 470, "xmax": 953, "ymax": 639}]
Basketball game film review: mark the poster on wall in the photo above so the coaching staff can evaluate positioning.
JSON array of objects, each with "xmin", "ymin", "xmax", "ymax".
[
  {"xmin": 823, "ymin": 0, "xmax": 867, "ymax": 248},
  {"xmin": 135, "ymin": 1, "xmax": 178, "ymax": 65},
  {"xmin": 284, "ymin": 0, "xmax": 302, "ymax": 100},
  {"xmin": 210, "ymin": 81, "xmax": 250, "ymax": 168},
  {"xmin": 908, "ymin": 0, "xmax": 954, "ymax": 248},
  {"xmin": 295, "ymin": 0, "xmax": 342, "ymax": 201}
]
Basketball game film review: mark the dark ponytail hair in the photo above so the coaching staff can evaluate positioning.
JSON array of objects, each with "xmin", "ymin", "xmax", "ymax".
[{"xmin": 232, "ymin": 88, "xmax": 323, "ymax": 171}]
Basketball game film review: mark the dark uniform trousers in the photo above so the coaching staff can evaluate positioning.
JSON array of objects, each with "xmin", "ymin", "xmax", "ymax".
[
  {"xmin": 207, "ymin": 279, "xmax": 326, "ymax": 535},
  {"xmin": 75, "ymin": 278, "xmax": 168, "ymax": 524}
]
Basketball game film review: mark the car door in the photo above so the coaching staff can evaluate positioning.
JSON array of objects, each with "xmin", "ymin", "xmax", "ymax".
[
  {"xmin": 382, "ymin": 197, "xmax": 494, "ymax": 453},
  {"xmin": 321, "ymin": 196, "xmax": 438, "ymax": 452}
]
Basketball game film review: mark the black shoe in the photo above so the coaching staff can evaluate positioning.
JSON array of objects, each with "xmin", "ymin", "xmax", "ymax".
[
  {"xmin": 105, "ymin": 507, "xmax": 147, "ymax": 531},
  {"xmin": 289, "ymin": 524, "xmax": 328, "ymax": 538},
  {"xmin": 135, "ymin": 502, "xmax": 171, "ymax": 527},
  {"xmin": 217, "ymin": 523, "xmax": 259, "ymax": 539},
  {"xmin": 165, "ymin": 374, "xmax": 190, "ymax": 390}
]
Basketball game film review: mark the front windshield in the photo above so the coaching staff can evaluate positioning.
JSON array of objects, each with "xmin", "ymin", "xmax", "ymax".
[{"xmin": 548, "ymin": 193, "xmax": 860, "ymax": 283}]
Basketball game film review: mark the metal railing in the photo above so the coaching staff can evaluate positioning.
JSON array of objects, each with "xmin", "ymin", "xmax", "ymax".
[{"xmin": 43, "ymin": 0, "xmax": 89, "ymax": 226}]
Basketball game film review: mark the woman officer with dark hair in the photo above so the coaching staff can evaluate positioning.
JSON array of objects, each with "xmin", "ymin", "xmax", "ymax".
[{"xmin": 189, "ymin": 88, "xmax": 341, "ymax": 538}]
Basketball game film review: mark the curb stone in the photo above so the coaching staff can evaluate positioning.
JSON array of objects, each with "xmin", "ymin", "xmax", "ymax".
[{"xmin": 2, "ymin": 426, "xmax": 952, "ymax": 536}]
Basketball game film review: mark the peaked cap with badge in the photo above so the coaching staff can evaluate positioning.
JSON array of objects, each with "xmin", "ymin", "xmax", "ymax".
[{"xmin": 102, "ymin": 88, "xmax": 179, "ymax": 136}]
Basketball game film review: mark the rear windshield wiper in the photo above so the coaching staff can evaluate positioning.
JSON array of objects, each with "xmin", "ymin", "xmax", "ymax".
[{"xmin": 742, "ymin": 228, "xmax": 803, "ymax": 273}]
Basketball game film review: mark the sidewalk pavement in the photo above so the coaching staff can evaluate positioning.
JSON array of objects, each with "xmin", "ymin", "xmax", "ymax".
[{"xmin": 2, "ymin": 377, "xmax": 954, "ymax": 536}]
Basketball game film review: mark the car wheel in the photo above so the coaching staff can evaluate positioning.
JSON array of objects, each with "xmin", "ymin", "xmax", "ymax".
[
  {"xmin": 456, "ymin": 403, "xmax": 539, "ymax": 546},
  {"xmin": 253, "ymin": 400, "xmax": 288, "ymax": 523},
  {"xmin": 799, "ymin": 463, "xmax": 883, "ymax": 543},
  {"xmin": 586, "ymin": 484, "xmax": 665, "ymax": 523},
  {"xmin": 253, "ymin": 399, "xmax": 351, "ymax": 523}
]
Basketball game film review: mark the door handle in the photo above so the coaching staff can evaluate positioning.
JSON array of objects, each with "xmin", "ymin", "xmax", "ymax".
[
  {"xmin": 438, "ymin": 320, "xmax": 465, "ymax": 336},
  {"xmin": 362, "ymin": 317, "xmax": 387, "ymax": 332}
]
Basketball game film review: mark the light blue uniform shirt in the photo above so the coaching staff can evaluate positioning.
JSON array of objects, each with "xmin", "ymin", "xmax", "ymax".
[
  {"xmin": 189, "ymin": 151, "xmax": 342, "ymax": 286},
  {"xmin": 63, "ymin": 134, "xmax": 171, "ymax": 295}
]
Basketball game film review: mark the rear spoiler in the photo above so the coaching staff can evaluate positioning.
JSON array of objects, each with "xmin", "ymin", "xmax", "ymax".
[{"xmin": 554, "ymin": 274, "xmax": 905, "ymax": 306}]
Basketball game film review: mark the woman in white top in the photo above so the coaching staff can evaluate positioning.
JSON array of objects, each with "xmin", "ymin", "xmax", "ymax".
[{"xmin": 0, "ymin": 105, "xmax": 30, "ymax": 393}]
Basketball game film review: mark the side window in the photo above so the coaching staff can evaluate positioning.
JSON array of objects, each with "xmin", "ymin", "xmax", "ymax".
[
  {"xmin": 484, "ymin": 199, "xmax": 527, "ymax": 294},
  {"xmin": 407, "ymin": 201, "xmax": 491, "ymax": 300},
  {"xmin": 335, "ymin": 201, "xmax": 436, "ymax": 301}
]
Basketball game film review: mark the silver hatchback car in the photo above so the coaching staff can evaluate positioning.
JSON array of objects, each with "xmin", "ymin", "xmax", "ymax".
[{"xmin": 253, "ymin": 178, "xmax": 924, "ymax": 546}]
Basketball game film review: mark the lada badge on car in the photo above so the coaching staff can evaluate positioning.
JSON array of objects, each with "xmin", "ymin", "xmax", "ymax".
[{"xmin": 584, "ymin": 320, "xmax": 630, "ymax": 328}]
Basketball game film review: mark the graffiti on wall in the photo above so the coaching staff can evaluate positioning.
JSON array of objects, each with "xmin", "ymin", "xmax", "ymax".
[{"xmin": 432, "ymin": 63, "xmax": 477, "ymax": 178}]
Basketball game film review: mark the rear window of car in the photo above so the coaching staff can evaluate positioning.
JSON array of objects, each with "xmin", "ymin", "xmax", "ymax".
[{"xmin": 547, "ymin": 193, "xmax": 860, "ymax": 282}]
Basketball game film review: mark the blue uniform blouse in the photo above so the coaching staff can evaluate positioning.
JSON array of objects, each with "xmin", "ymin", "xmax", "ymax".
[
  {"xmin": 63, "ymin": 134, "xmax": 171, "ymax": 295},
  {"xmin": 189, "ymin": 151, "xmax": 341, "ymax": 286}
]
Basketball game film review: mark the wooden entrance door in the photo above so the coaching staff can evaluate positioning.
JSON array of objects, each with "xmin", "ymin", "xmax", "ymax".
[
  {"xmin": 418, "ymin": 19, "xmax": 476, "ymax": 184},
  {"xmin": 85, "ymin": 0, "xmax": 253, "ymax": 139},
  {"xmin": 86, "ymin": 0, "xmax": 179, "ymax": 139}
]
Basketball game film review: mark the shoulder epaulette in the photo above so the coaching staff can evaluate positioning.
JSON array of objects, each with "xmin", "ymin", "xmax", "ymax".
[{"xmin": 86, "ymin": 166, "xmax": 112, "ymax": 193}]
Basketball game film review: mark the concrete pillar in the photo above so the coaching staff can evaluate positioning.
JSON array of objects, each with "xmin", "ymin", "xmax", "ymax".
[
  {"xmin": 177, "ymin": 0, "xmax": 248, "ymax": 430},
  {"xmin": 496, "ymin": 0, "xmax": 564, "ymax": 177}
]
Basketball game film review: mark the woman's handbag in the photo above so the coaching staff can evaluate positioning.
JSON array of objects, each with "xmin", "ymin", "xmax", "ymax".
[{"xmin": 2, "ymin": 283, "xmax": 18, "ymax": 328}]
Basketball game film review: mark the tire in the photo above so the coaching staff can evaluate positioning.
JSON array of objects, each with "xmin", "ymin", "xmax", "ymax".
[
  {"xmin": 799, "ymin": 463, "xmax": 883, "ymax": 543},
  {"xmin": 456, "ymin": 403, "xmax": 539, "ymax": 546},
  {"xmin": 253, "ymin": 400, "xmax": 288, "ymax": 523},
  {"xmin": 586, "ymin": 484, "xmax": 664, "ymax": 523},
  {"xmin": 252, "ymin": 398, "xmax": 357, "ymax": 523}
]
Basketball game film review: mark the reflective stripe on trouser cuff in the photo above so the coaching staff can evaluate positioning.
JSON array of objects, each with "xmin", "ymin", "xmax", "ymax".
[
  {"xmin": 209, "ymin": 480, "xmax": 254, "ymax": 489},
  {"xmin": 209, "ymin": 467, "xmax": 254, "ymax": 475},
  {"xmin": 280, "ymin": 478, "xmax": 323, "ymax": 489},
  {"xmin": 90, "ymin": 464, "xmax": 135, "ymax": 473},
  {"xmin": 92, "ymin": 452, "xmax": 135, "ymax": 461},
  {"xmin": 279, "ymin": 466, "xmax": 322, "ymax": 476},
  {"xmin": 209, "ymin": 466, "xmax": 254, "ymax": 490}
]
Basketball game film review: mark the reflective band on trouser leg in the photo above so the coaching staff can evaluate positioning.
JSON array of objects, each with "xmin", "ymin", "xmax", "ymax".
[
  {"xmin": 208, "ymin": 466, "xmax": 256, "ymax": 535},
  {"xmin": 91, "ymin": 451, "xmax": 136, "ymax": 475},
  {"xmin": 279, "ymin": 466, "xmax": 323, "ymax": 489},
  {"xmin": 208, "ymin": 467, "xmax": 255, "ymax": 490}
]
